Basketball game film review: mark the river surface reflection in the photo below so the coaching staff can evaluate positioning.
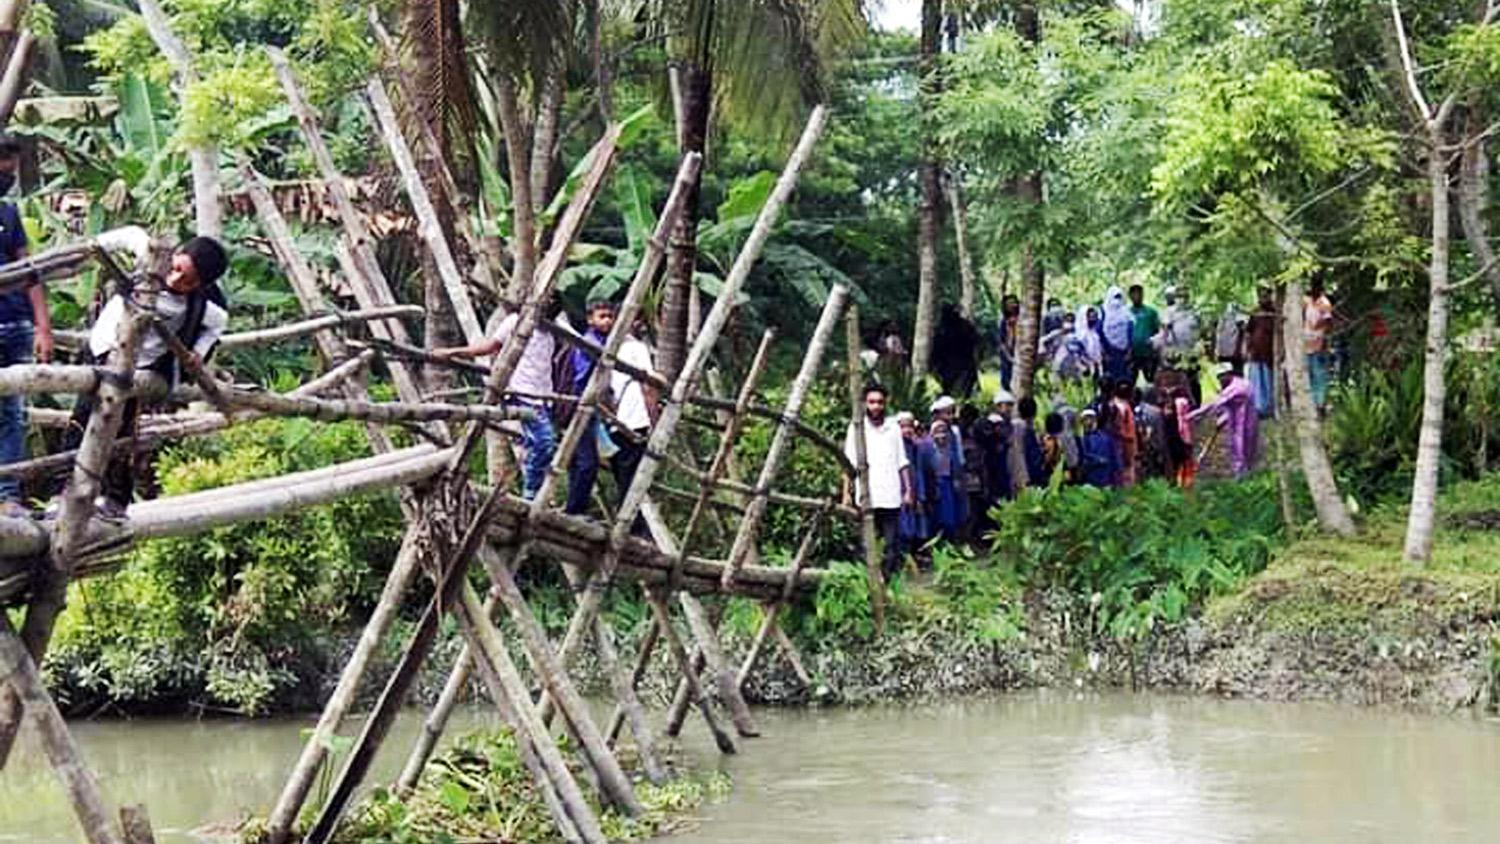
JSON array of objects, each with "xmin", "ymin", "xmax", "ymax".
[{"xmin": 4, "ymin": 692, "xmax": 1498, "ymax": 842}]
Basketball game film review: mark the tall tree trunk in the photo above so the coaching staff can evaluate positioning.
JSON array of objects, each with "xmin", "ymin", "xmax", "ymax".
[
  {"xmin": 945, "ymin": 173, "xmax": 977, "ymax": 321},
  {"xmin": 1456, "ymin": 127, "xmax": 1500, "ymax": 310},
  {"xmin": 1282, "ymin": 277, "xmax": 1356, "ymax": 536},
  {"xmin": 137, "ymin": 0, "xmax": 221, "ymax": 237},
  {"xmin": 1009, "ymin": 3, "xmax": 1044, "ymax": 400},
  {"xmin": 659, "ymin": 63, "xmax": 710, "ymax": 383},
  {"xmin": 1012, "ymin": 235, "xmax": 1044, "ymax": 399},
  {"xmin": 1404, "ymin": 140, "xmax": 1453, "ymax": 563},
  {"xmin": 530, "ymin": 55, "xmax": 566, "ymax": 214},
  {"xmin": 495, "ymin": 77, "xmax": 536, "ymax": 303},
  {"xmin": 911, "ymin": 0, "xmax": 943, "ymax": 381}
]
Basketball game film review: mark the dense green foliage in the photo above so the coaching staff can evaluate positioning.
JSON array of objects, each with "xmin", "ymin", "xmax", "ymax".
[
  {"xmin": 46, "ymin": 418, "xmax": 403, "ymax": 714},
  {"xmin": 989, "ymin": 476, "xmax": 1286, "ymax": 642},
  {"xmin": 312, "ymin": 729, "xmax": 729, "ymax": 844}
]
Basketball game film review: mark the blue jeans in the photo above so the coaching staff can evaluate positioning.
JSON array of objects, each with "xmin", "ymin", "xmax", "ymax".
[
  {"xmin": 515, "ymin": 405, "xmax": 556, "ymax": 500},
  {"xmin": 0, "ymin": 323, "xmax": 32, "ymax": 502},
  {"xmin": 1307, "ymin": 352, "xmax": 1332, "ymax": 409},
  {"xmin": 566, "ymin": 420, "xmax": 603, "ymax": 515},
  {"xmin": 1247, "ymin": 361, "xmax": 1275, "ymax": 418}
]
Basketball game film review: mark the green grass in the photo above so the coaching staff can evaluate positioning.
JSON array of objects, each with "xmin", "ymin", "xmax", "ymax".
[{"xmin": 1205, "ymin": 474, "xmax": 1500, "ymax": 637}]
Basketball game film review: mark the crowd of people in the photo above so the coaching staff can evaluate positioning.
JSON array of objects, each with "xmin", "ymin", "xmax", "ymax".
[{"xmin": 847, "ymin": 280, "xmax": 1342, "ymax": 578}]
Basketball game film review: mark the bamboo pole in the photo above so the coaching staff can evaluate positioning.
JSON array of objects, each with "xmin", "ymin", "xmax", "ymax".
[
  {"xmin": 262, "ymin": 530, "xmax": 422, "ymax": 838},
  {"xmin": 605, "ymin": 619, "xmax": 659, "ymax": 746},
  {"xmin": 366, "ymin": 9, "xmax": 501, "ymax": 296},
  {"xmin": 137, "ymin": 0, "xmax": 220, "ymax": 237},
  {"xmin": 268, "ymin": 47, "xmax": 425, "ymax": 411},
  {"xmin": 737, "ymin": 508, "xmax": 825, "ymax": 690},
  {"xmin": 303, "ymin": 489, "xmax": 503, "ymax": 844},
  {"xmin": 0, "ymin": 29, "xmax": 34, "ymax": 126},
  {"xmin": 455, "ymin": 579, "xmax": 608, "ymax": 843},
  {"xmin": 213, "ymin": 380, "xmax": 532, "ymax": 427},
  {"xmin": 365, "ymin": 75, "xmax": 485, "ymax": 344},
  {"xmin": 0, "ymin": 617, "xmax": 122, "ymax": 844},
  {"xmin": 0, "ymin": 364, "xmax": 166, "ymax": 398},
  {"xmin": 772, "ymin": 623, "xmax": 813, "ymax": 687},
  {"xmin": 549, "ymin": 108, "xmax": 829, "ymax": 700},
  {"xmin": 666, "ymin": 329, "xmax": 776, "ymax": 588},
  {"xmin": 722, "ymin": 285, "xmax": 847, "ymax": 588},
  {"xmin": 643, "ymin": 504, "xmax": 757, "ymax": 739},
  {"xmin": 452, "ymin": 618, "xmax": 584, "ymax": 844},
  {"xmin": 218, "ymin": 307, "xmax": 424, "ymax": 349},
  {"xmin": 845, "ymin": 304, "xmax": 886, "ymax": 634},
  {"xmin": 119, "ymin": 805, "xmax": 157, "ymax": 844},
  {"xmin": 479, "ymin": 546, "xmax": 641, "ymax": 814},
  {"xmin": 240, "ymin": 164, "xmax": 348, "ymax": 365},
  {"xmin": 644, "ymin": 587, "xmax": 735, "ymax": 754}
]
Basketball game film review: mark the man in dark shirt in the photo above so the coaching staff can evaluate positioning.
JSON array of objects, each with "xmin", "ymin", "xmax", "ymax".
[
  {"xmin": 1245, "ymin": 288, "xmax": 1277, "ymax": 418},
  {"xmin": 0, "ymin": 133, "xmax": 52, "ymax": 514}
]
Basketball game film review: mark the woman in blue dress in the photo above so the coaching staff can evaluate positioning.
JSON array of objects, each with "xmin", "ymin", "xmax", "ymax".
[{"xmin": 925, "ymin": 419, "xmax": 968, "ymax": 541}]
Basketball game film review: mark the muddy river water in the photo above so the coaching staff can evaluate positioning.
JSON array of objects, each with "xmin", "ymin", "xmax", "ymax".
[{"xmin": 4, "ymin": 691, "xmax": 1499, "ymax": 842}]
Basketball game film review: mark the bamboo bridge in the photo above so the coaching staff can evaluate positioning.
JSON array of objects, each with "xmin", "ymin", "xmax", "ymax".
[{"xmin": 0, "ymin": 39, "xmax": 889, "ymax": 844}]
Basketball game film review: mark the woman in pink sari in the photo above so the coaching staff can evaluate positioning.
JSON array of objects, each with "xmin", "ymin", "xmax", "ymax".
[{"xmin": 1190, "ymin": 362, "xmax": 1260, "ymax": 478}]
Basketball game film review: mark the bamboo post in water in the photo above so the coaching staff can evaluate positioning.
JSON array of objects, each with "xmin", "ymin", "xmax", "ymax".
[
  {"xmin": 645, "ymin": 587, "xmax": 736, "ymax": 754},
  {"xmin": 0, "ymin": 616, "xmax": 123, "ymax": 844},
  {"xmin": 722, "ymin": 285, "xmax": 848, "ymax": 588},
  {"xmin": 479, "ymin": 547, "xmax": 641, "ymax": 814},
  {"xmin": 303, "ymin": 489, "xmax": 503, "ymax": 844},
  {"xmin": 454, "ymin": 580, "xmax": 608, "ymax": 844},
  {"xmin": 737, "ymin": 506, "xmax": 826, "ymax": 690},
  {"xmin": 845, "ymin": 303, "xmax": 887, "ymax": 634},
  {"xmin": 550, "ymin": 107, "xmax": 829, "ymax": 707},
  {"xmin": 263, "ymin": 531, "xmax": 423, "ymax": 841},
  {"xmin": 119, "ymin": 805, "xmax": 157, "ymax": 844}
]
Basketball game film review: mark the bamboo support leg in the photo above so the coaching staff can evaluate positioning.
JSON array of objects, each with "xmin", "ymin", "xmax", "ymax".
[
  {"xmin": 645, "ymin": 588, "xmax": 735, "ymax": 754},
  {"xmin": 737, "ymin": 603, "xmax": 783, "ymax": 689},
  {"xmin": 773, "ymin": 624, "xmax": 813, "ymax": 688},
  {"xmin": 737, "ymin": 508, "xmax": 823, "ymax": 690},
  {"xmin": 605, "ymin": 619, "xmax": 660, "ymax": 746},
  {"xmin": 119, "ymin": 805, "xmax": 157, "ymax": 844},
  {"xmin": 480, "ymin": 546, "xmax": 641, "ymax": 814},
  {"xmin": 0, "ymin": 617, "xmax": 122, "ymax": 844},
  {"xmin": 265, "ymin": 529, "xmax": 422, "ymax": 839},
  {"xmin": 845, "ymin": 304, "xmax": 886, "ymax": 633},
  {"xmin": 663, "ymin": 648, "xmax": 706, "ymax": 739},
  {"xmin": 456, "ymin": 582, "xmax": 608, "ymax": 844},
  {"xmin": 454, "ymin": 606, "xmax": 583, "ymax": 844},
  {"xmin": 679, "ymin": 594, "xmax": 757, "ymax": 737}
]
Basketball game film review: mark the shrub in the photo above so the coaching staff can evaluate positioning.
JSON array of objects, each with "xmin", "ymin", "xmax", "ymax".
[
  {"xmin": 989, "ymin": 476, "xmax": 1284, "ymax": 642},
  {"xmin": 47, "ymin": 417, "xmax": 404, "ymax": 714}
]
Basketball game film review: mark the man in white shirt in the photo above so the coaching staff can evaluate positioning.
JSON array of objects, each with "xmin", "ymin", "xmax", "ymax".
[
  {"xmin": 844, "ymin": 384, "xmax": 913, "ymax": 578},
  {"xmin": 435, "ymin": 306, "xmax": 556, "ymax": 499},
  {"xmin": 68, "ymin": 235, "xmax": 230, "ymax": 519}
]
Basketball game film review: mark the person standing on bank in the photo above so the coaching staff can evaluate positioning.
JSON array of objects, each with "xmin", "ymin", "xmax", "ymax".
[
  {"xmin": 69, "ymin": 236, "xmax": 228, "ymax": 520},
  {"xmin": 1128, "ymin": 283, "xmax": 1160, "ymax": 386},
  {"xmin": 434, "ymin": 305, "xmax": 556, "ymax": 500},
  {"xmin": 0, "ymin": 134, "xmax": 51, "ymax": 515},
  {"xmin": 843, "ymin": 384, "xmax": 913, "ymax": 579},
  {"xmin": 1244, "ymin": 288, "xmax": 1278, "ymax": 418}
]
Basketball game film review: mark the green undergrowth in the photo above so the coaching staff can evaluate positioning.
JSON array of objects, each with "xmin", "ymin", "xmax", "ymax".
[
  {"xmin": 278, "ymin": 729, "xmax": 730, "ymax": 844},
  {"xmin": 1205, "ymin": 474, "xmax": 1500, "ymax": 638}
]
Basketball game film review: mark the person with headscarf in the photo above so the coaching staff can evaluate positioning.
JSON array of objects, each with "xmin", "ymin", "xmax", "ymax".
[
  {"xmin": 924, "ymin": 419, "xmax": 968, "ymax": 541},
  {"xmin": 1190, "ymin": 362, "xmax": 1260, "ymax": 478},
  {"xmin": 1055, "ymin": 305, "xmax": 1102, "ymax": 381},
  {"xmin": 896, "ymin": 411, "xmax": 931, "ymax": 566},
  {"xmin": 1100, "ymin": 285, "xmax": 1134, "ymax": 385}
]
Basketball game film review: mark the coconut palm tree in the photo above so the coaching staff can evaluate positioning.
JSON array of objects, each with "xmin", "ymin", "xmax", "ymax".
[{"xmin": 637, "ymin": 0, "xmax": 866, "ymax": 380}]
